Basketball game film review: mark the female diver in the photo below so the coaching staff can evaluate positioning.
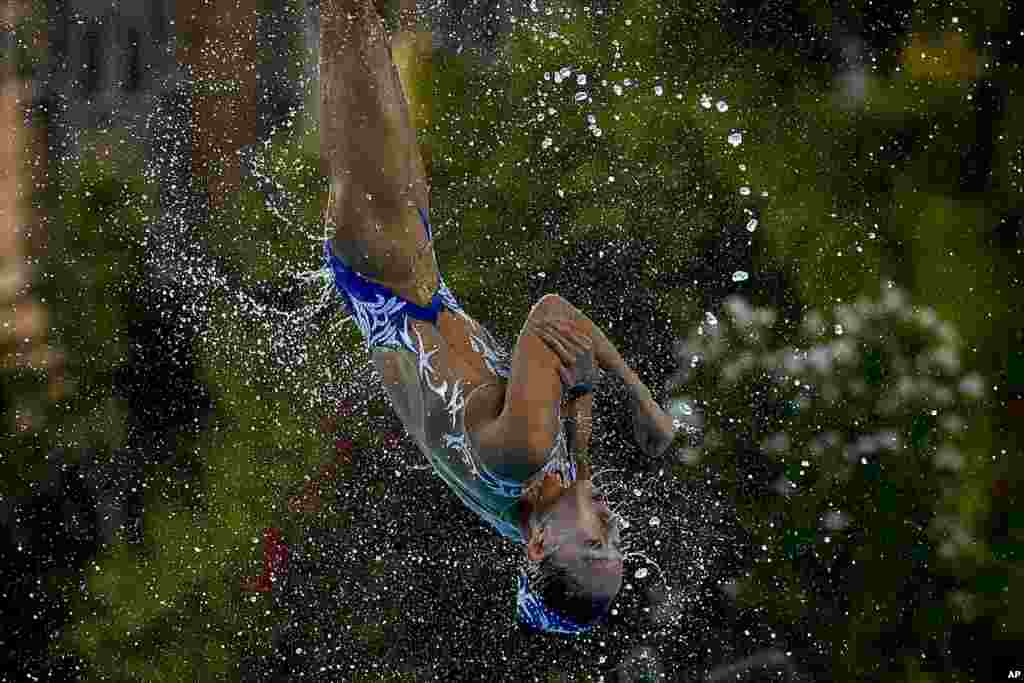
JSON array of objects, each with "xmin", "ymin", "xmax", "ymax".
[{"xmin": 313, "ymin": 0, "xmax": 678, "ymax": 634}]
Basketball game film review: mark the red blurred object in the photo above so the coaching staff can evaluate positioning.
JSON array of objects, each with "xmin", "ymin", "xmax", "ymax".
[
  {"xmin": 289, "ymin": 441, "xmax": 353, "ymax": 514},
  {"xmin": 383, "ymin": 431, "xmax": 402, "ymax": 450},
  {"xmin": 264, "ymin": 527, "xmax": 288, "ymax": 576},
  {"xmin": 992, "ymin": 479, "xmax": 1010, "ymax": 498},
  {"xmin": 335, "ymin": 438, "xmax": 355, "ymax": 462},
  {"xmin": 337, "ymin": 399, "xmax": 356, "ymax": 417},
  {"xmin": 241, "ymin": 527, "xmax": 289, "ymax": 592},
  {"xmin": 1008, "ymin": 399, "xmax": 1024, "ymax": 420}
]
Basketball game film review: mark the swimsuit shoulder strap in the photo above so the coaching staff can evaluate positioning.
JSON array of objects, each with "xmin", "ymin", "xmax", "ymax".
[{"xmin": 417, "ymin": 206, "xmax": 433, "ymax": 242}]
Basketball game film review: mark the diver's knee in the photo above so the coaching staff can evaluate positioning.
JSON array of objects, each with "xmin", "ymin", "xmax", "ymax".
[{"xmin": 531, "ymin": 293, "xmax": 570, "ymax": 320}]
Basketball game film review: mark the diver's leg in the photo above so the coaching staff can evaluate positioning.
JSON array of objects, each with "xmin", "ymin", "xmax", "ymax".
[{"xmin": 320, "ymin": 0, "xmax": 435, "ymax": 302}]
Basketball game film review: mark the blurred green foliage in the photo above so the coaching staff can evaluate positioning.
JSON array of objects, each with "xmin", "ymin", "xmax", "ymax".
[
  {"xmin": 671, "ymin": 288, "xmax": 997, "ymax": 679},
  {"xmin": 7, "ymin": 0, "xmax": 1018, "ymax": 680},
  {"xmin": 3, "ymin": 132, "xmax": 154, "ymax": 497}
]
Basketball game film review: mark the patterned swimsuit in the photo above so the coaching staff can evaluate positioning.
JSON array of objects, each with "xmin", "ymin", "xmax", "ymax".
[{"xmin": 306, "ymin": 207, "xmax": 577, "ymax": 542}]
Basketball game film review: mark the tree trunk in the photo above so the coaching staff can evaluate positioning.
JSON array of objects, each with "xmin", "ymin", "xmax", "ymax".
[
  {"xmin": 175, "ymin": 0, "xmax": 258, "ymax": 211},
  {"xmin": 1, "ymin": 0, "xmax": 64, "ymax": 421}
]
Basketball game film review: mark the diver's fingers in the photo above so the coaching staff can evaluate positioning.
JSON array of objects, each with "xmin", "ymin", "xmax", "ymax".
[{"xmin": 536, "ymin": 322, "xmax": 575, "ymax": 364}]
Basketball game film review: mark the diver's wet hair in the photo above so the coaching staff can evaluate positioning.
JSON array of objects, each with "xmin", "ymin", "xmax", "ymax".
[{"xmin": 523, "ymin": 554, "xmax": 613, "ymax": 628}]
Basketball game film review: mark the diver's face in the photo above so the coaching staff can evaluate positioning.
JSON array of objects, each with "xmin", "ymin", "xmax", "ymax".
[{"xmin": 539, "ymin": 480, "xmax": 624, "ymax": 595}]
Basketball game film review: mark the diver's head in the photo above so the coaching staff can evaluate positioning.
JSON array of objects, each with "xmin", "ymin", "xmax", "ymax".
[{"xmin": 519, "ymin": 476, "xmax": 623, "ymax": 631}]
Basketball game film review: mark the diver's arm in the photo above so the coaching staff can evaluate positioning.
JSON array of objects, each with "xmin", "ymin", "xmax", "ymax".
[
  {"xmin": 536, "ymin": 295, "xmax": 652, "ymax": 402},
  {"xmin": 541, "ymin": 296, "xmax": 678, "ymax": 460},
  {"xmin": 475, "ymin": 294, "xmax": 656, "ymax": 475},
  {"xmin": 569, "ymin": 310, "xmax": 650, "ymax": 402},
  {"xmin": 472, "ymin": 296, "xmax": 582, "ymax": 475},
  {"xmin": 564, "ymin": 391, "xmax": 594, "ymax": 479}
]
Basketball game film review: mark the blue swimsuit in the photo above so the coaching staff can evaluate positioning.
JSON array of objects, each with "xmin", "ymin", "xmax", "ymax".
[
  {"xmin": 302, "ymin": 207, "xmax": 577, "ymax": 542},
  {"xmin": 322, "ymin": 207, "xmax": 459, "ymax": 353}
]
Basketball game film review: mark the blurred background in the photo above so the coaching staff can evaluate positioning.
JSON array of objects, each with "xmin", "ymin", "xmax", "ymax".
[{"xmin": 1, "ymin": 0, "xmax": 1021, "ymax": 680}]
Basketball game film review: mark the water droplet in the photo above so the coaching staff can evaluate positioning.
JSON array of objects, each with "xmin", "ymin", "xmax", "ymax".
[
  {"xmin": 746, "ymin": 218, "xmax": 758, "ymax": 232},
  {"xmin": 732, "ymin": 271, "xmax": 749, "ymax": 282},
  {"xmin": 739, "ymin": 163, "xmax": 748, "ymax": 172},
  {"xmin": 613, "ymin": 84, "xmax": 623, "ymax": 96},
  {"xmin": 635, "ymin": 567, "xmax": 649, "ymax": 579},
  {"xmin": 668, "ymin": 399, "xmax": 693, "ymax": 417},
  {"xmin": 542, "ymin": 137, "xmax": 553, "ymax": 149},
  {"xmin": 593, "ymin": 128, "xmax": 603, "ymax": 137},
  {"xmin": 544, "ymin": 71, "xmax": 551, "ymax": 81},
  {"xmin": 823, "ymin": 510, "xmax": 849, "ymax": 531},
  {"xmin": 716, "ymin": 100, "xmax": 729, "ymax": 112},
  {"xmin": 556, "ymin": 188, "xmax": 565, "ymax": 198},
  {"xmin": 625, "ymin": 18, "xmax": 633, "ymax": 26},
  {"xmin": 654, "ymin": 85, "xmax": 664, "ymax": 96},
  {"xmin": 623, "ymin": 78, "xmax": 633, "ymax": 87},
  {"xmin": 934, "ymin": 446, "xmax": 963, "ymax": 471},
  {"xmin": 574, "ymin": 92, "xmax": 588, "ymax": 102},
  {"xmin": 633, "ymin": 488, "xmax": 643, "ymax": 497},
  {"xmin": 728, "ymin": 131, "xmax": 743, "ymax": 147},
  {"xmin": 705, "ymin": 312, "xmax": 718, "ymax": 326},
  {"xmin": 577, "ymin": 73, "xmax": 587, "ymax": 86},
  {"xmin": 587, "ymin": 114, "xmax": 597, "ymax": 125},
  {"xmin": 649, "ymin": 516, "xmax": 661, "ymax": 527},
  {"xmin": 700, "ymin": 94, "xmax": 713, "ymax": 109},
  {"xmin": 739, "ymin": 186, "xmax": 751, "ymax": 196}
]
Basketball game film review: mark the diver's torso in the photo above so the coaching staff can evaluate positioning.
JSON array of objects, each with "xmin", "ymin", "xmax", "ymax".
[
  {"xmin": 375, "ymin": 308, "xmax": 512, "ymax": 476},
  {"xmin": 372, "ymin": 307, "xmax": 578, "ymax": 541}
]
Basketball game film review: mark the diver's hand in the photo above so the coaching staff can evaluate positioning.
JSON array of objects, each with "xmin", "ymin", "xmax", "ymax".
[
  {"xmin": 533, "ymin": 318, "xmax": 599, "ymax": 391},
  {"xmin": 630, "ymin": 389, "xmax": 677, "ymax": 459}
]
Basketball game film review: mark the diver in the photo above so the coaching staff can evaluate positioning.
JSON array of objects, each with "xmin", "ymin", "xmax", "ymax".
[{"xmin": 313, "ymin": 0, "xmax": 677, "ymax": 634}]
